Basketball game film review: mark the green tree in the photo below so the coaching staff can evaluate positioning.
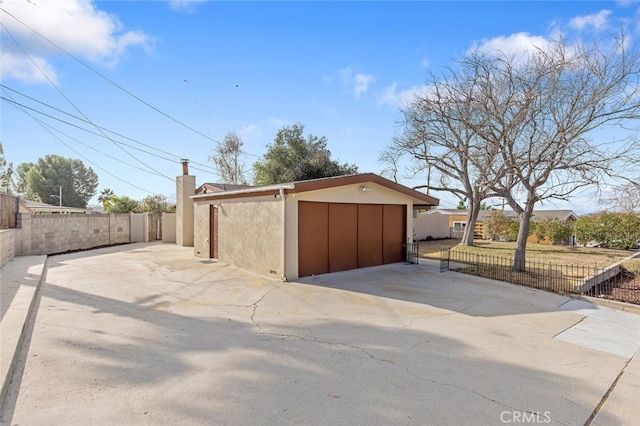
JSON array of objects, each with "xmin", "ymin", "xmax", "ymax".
[
  {"xmin": 574, "ymin": 215, "xmax": 600, "ymax": 247},
  {"xmin": 15, "ymin": 155, "xmax": 98, "ymax": 208},
  {"xmin": 15, "ymin": 163, "xmax": 38, "ymax": 199},
  {"xmin": 547, "ymin": 219, "xmax": 574, "ymax": 245},
  {"xmin": 574, "ymin": 212, "xmax": 640, "ymax": 249},
  {"xmin": 533, "ymin": 218, "xmax": 574, "ymax": 245},
  {"xmin": 0, "ymin": 142, "xmax": 15, "ymax": 193},
  {"xmin": 483, "ymin": 211, "xmax": 515, "ymax": 241},
  {"xmin": 139, "ymin": 194, "xmax": 174, "ymax": 213},
  {"xmin": 108, "ymin": 196, "xmax": 139, "ymax": 213},
  {"xmin": 98, "ymin": 188, "xmax": 115, "ymax": 210},
  {"xmin": 253, "ymin": 123, "xmax": 358, "ymax": 185}
]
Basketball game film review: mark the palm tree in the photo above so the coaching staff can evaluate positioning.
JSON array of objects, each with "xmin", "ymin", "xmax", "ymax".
[{"xmin": 97, "ymin": 188, "xmax": 115, "ymax": 211}]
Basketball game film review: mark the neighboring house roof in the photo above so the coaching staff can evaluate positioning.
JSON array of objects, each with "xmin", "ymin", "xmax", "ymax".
[
  {"xmin": 426, "ymin": 208, "xmax": 577, "ymax": 222},
  {"xmin": 530, "ymin": 210, "xmax": 578, "ymax": 222},
  {"xmin": 19, "ymin": 199, "xmax": 86, "ymax": 214},
  {"xmin": 192, "ymin": 173, "xmax": 439, "ymax": 208},
  {"xmin": 195, "ymin": 183, "xmax": 254, "ymax": 194},
  {"xmin": 85, "ymin": 204, "xmax": 105, "ymax": 214}
]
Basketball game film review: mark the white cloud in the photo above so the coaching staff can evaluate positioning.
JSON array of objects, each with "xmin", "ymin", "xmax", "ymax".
[
  {"xmin": 378, "ymin": 82, "xmax": 425, "ymax": 108},
  {"xmin": 569, "ymin": 10, "xmax": 612, "ymax": 31},
  {"xmin": 0, "ymin": 50, "xmax": 57, "ymax": 84},
  {"xmin": 338, "ymin": 67, "xmax": 375, "ymax": 98},
  {"xmin": 471, "ymin": 32, "xmax": 550, "ymax": 57},
  {"xmin": 0, "ymin": 0, "xmax": 152, "ymax": 84},
  {"xmin": 236, "ymin": 124, "xmax": 259, "ymax": 139},
  {"xmin": 353, "ymin": 73, "xmax": 375, "ymax": 98},
  {"xmin": 169, "ymin": 0, "xmax": 208, "ymax": 13}
]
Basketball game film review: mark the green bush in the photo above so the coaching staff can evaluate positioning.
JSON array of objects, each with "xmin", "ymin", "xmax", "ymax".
[{"xmin": 575, "ymin": 211, "xmax": 640, "ymax": 249}]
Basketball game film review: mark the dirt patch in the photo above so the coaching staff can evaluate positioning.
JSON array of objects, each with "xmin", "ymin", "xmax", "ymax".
[
  {"xmin": 593, "ymin": 271, "xmax": 640, "ymax": 305},
  {"xmin": 417, "ymin": 238, "xmax": 461, "ymax": 259}
]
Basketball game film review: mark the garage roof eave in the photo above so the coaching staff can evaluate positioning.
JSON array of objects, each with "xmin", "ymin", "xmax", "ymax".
[
  {"xmin": 191, "ymin": 183, "xmax": 295, "ymax": 200},
  {"xmin": 413, "ymin": 204, "xmax": 437, "ymax": 209},
  {"xmin": 190, "ymin": 173, "xmax": 440, "ymax": 206},
  {"xmin": 288, "ymin": 173, "xmax": 439, "ymax": 206}
]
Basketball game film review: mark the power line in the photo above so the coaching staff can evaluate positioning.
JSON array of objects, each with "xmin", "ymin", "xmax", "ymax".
[
  {"xmin": 0, "ymin": 7, "xmax": 261, "ymax": 185},
  {"xmin": 0, "ymin": 20, "xmax": 175, "ymax": 181},
  {"xmin": 1, "ymin": 92, "xmax": 231, "ymax": 184},
  {"xmin": 0, "ymin": 84, "xmax": 223, "ymax": 173},
  {"xmin": 2, "ymin": 93, "xmax": 234, "ymax": 182},
  {"xmin": 0, "ymin": 6, "xmax": 224, "ymax": 146},
  {"xmin": 0, "ymin": 95, "xmax": 181, "ymax": 172},
  {"xmin": 2, "ymin": 88, "xmax": 162, "ymax": 196}
]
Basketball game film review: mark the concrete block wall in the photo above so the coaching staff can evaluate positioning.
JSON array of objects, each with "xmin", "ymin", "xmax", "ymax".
[
  {"xmin": 109, "ymin": 214, "xmax": 131, "ymax": 245},
  {"xmin": 17, "ymin": 213, "xmax": 132, "ymax": 256},
  {"xmin": 0, "ymin": 229, "xmax": 16, "ymax": 268}
]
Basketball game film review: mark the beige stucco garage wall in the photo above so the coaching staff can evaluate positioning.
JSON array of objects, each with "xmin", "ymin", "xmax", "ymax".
[
  {"xmin": 194, "ymin": 196, "xmax": 285, "ymax": 279},
  {"xmin": 284, "ymin": 182, "xmax": 415, "ymax": 279},
  {"xmin": 414, "ymin": 211, "xmax": 450, "ymax": 240}
]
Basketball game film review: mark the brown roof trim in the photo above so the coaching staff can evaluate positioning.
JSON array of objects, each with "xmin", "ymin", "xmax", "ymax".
[
  {"xmin": 194, "ymin": 189, "xmax": 282, "ymax": 202},
  {"xmin": 192, "ymin": 173, "xmax": 439, "ymax": 206},
  {"xmin": 287, "ymin": 173, "xmax": 439, "ymax": 206}
]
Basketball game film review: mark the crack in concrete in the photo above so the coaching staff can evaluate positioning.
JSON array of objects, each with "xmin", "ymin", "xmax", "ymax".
[
  {"xmin": 552, "ymin": 315, "xmax": 587, "ymax": 338},
  {"xmin": 245, "ymin": 325, "xmax": 574, "ymax": 425},
  {"xmin": 402, "ymin": 366, "xmax": 569, "ymax": 425},
  {"xmin": 250, "ymin": 282, "xmax": 287, "ymax": 330}
]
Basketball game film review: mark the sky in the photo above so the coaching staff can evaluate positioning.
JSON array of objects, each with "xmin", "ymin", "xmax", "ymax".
[{"xmin": 1, "ymin": 0, "xmax": 639, "ymax": 212}]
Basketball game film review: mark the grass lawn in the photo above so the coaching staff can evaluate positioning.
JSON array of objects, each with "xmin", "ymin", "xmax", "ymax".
[{"xmin": 418, "ymin": 239, "xmax": 637, "ymax": 269}]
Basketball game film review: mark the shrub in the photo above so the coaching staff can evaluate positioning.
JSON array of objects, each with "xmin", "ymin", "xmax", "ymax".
[{"xmin": 575, "ymin": 211, "xmax": 640, "ymax": 249}]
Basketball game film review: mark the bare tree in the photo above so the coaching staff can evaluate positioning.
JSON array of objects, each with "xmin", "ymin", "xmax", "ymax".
[
  {"xmin": 377, "ymin": 146, "xmax": 402, "ymax": 183},
  {"xmin": 601, "ymin": 180, "xmax": 640, "ymax": 212},
  {"xmin": 391, "ymin": 34, "xmax": 640, "ymax": 270},
  {"xmin": 485, "ymin": 36, "xmax": 640, "ymax": 270},
  {"xmin": 392, "ymin": 56, "xmax": 514, "ymax": 246},
  {"xmin": 209, "ymin": 132, "xmax": 248, "ymax": 185}
]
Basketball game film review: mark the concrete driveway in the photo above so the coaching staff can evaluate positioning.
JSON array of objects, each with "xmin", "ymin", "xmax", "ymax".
[{"xmin": 1, "ymin": 242, "xmax": 639, "ymax": 425}]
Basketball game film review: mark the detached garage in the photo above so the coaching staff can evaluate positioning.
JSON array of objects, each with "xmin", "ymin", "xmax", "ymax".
[{"xmin": 191, "ymin": 173, "xmax": 438, "ymax": 280}]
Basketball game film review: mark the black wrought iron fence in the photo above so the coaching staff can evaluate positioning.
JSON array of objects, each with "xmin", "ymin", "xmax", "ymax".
[
  {"xmin": 439, "ymin": 249, "xmax": 640, "ymax": 305},
  {"xmin": 406, "ymin": 242, "xmax": 419, "ymax": 264}
]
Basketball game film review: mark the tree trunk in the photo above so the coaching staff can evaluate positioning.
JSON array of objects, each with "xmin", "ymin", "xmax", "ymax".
[
  {"xmin": 513, "ymin": 204, "xmax": 534, "ymax": 272},
  {"xmin": 460, "ymin": 197, "xmax": 481, "ymax": 246}
]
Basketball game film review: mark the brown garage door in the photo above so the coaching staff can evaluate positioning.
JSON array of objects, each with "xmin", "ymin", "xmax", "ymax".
[
  {"xmin": 298, "ymin": 201, "xmax": 329, "ymax": 277},
  {"xmin": 383, "ymin": 204, "xmax": 406, "ymax": 263},
  {"xmin": 298, "ymin": 201, "xmax": 406, "ymax": 277},
  {"xmin": 358, "ymin": 204, "xmax": 383, "ymax": 267},
  {"xmin": 329, "ymin": 203, "xmax": 358, "ymax": 273}
]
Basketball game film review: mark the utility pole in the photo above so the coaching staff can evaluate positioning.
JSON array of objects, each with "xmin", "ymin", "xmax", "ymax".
[{"xmin": 58, "ymin": 186, "xmax": 62, "ymax": 206}]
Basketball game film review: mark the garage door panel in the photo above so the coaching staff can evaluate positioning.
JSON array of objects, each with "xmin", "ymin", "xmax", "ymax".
[
  {"xmin": 328, "ymin": 203, "xmax": 358, "ymax": 273},
  {"xmin": 383, "ymin": 204, "xmax": 406, "ymax": 264},
  {"xmin": 298, "ymin": 202, "xmax": 329, "ymax": 277},
  {"xmin": 358, "ymin": 204, "xmax": 383, "ymax": 267},
  {"xmin": 298, "ymin": 201, "xmax": 406, "ymax": 278}
]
